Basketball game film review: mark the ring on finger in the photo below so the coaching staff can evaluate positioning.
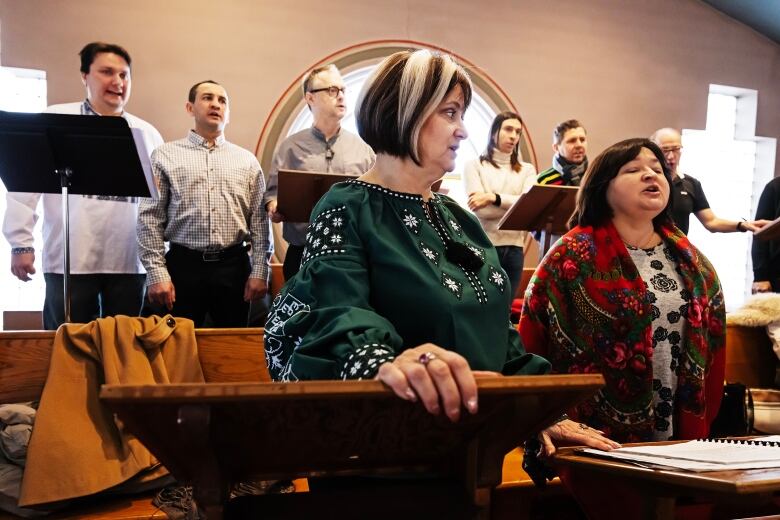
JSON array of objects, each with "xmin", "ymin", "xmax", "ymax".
[
  {"xmin": 578, "ymin": 423, "xmax": 589, "ymax": 430},
  {"xmin": 418, "ymin": 351, "xmax": 437, "ymax": 366}
]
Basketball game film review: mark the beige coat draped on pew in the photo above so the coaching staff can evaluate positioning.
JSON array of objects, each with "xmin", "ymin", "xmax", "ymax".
[{"xmin": 19, "ymin": 315, "xmax": 205, "ymax": 506}]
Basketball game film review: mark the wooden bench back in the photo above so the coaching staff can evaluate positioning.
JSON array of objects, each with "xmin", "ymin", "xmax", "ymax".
[
  {"xmin": 724, "ymin": 325, "xmax": 777, "ymax": 388},
  {"xmin": 515, "ymin": 267, "xmax": 535, "ymax": 299},
  {"xmin": 2, "ymin": 310, "xmax": 43, "ymax": 330},
  {"xmin": 7, "ymin": 321, "xmax": 773, "ymax": 400},
  {"xmin": 0, "ymin": 328, "xmax": 269, "ymax": 403}
]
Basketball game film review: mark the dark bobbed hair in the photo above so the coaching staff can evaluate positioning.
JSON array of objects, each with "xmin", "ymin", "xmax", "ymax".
[
  {"xmin": 568, "ymin": 138, "xmax": 674, "ymax": 229},
  {"xmin": 355, "ymin": 49, "xmax": 472, "ymax": 166},
  {"xmin": 553, "ymin": 119, "xmax": 585, "ymax": 145},
  {"xmin": 188, "ymin": 80, "xmax": 222, "ymax": 103},
  {"xmin": 79, "ymin": 42, "xmax": 132, "ymax": 74},
  {"xmin": 480, "ymin": 111, "xmax": 524, "ymax": 172}
]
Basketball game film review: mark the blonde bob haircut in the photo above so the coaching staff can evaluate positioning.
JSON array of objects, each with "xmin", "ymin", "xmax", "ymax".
[{"xmin": 356, "ymin": 49, "xmax": 472, "ymax": 166}]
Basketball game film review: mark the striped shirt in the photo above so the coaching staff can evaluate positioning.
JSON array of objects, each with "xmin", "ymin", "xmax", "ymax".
[
  {"xmin": 537, "ymin": 166, "xmax": 567, "ymax": 186},
  {"xmin": 137, "ymin": 130, "xmax": 271, "ymax": 285}
]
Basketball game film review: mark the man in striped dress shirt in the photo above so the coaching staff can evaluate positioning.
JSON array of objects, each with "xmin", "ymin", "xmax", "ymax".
[{"xmin": 137, "ymin": 80, "xmax": 271, "ymax": 327}]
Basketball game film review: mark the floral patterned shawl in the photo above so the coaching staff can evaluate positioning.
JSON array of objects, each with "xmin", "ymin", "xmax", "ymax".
[{"xmin": 519, "ymin": 221, "xmax": 725, "ymax": 442}]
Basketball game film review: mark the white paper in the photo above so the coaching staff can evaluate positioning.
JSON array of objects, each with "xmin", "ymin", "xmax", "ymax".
[
  {"xmin": 581, "ymin": 436, "xmax": 780, "ymax": 472},
  {"xmin": 131, "ymin": 127, "xmax": 158, "ymax": 199}
]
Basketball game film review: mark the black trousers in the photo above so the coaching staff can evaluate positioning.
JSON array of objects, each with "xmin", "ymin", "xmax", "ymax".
[
  {"xmin": 43, "ymin": 272, "xmax": 146, "ymax": 330},
  {"xmin": 282, "ymin": 244, "xmax": 306, "ymax": 281},
  {"xmin": 163, "ymin": 246, "xmax": 251, "ymax": 328}
]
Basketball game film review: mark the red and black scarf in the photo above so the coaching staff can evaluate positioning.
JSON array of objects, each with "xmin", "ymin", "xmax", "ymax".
[{"xmin": 519, "ymin": 221, "xmax": 725, "ymax": 442}]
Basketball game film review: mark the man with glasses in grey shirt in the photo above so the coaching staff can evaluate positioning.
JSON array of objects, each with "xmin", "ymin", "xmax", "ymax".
[{"xmin": 264, "ymin": 64, "xmax": 374, "ymax": 280}]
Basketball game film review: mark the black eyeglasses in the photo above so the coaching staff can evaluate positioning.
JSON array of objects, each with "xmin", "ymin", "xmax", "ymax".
[{"xmin": 308, "ymin": 86, "xmax": 346, "ymax": 98}]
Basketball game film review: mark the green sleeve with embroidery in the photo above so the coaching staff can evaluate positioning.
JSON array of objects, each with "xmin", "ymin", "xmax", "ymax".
[{"xmin": 265, "ymin": 198, "xmax": 402, "ymax": 381}]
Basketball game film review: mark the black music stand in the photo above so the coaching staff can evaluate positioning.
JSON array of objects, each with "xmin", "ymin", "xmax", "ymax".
[
  {"xmin": 497, "ymin": 184, "xmax": 578, "ymax": 260},
  {"xmin": 0, "ymin": 110, "xmax": 155, "ymax": 323}
]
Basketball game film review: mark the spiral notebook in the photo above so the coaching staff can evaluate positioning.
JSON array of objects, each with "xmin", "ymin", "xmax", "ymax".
[{"xmin": 581, "ymin": 436, "xmax": 780, "ymax": 471}]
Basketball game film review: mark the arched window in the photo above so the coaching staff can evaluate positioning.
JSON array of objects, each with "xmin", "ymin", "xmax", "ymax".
[{"xmin": 256, "ymin": 41, "xmax": 537, "ymax": 207}]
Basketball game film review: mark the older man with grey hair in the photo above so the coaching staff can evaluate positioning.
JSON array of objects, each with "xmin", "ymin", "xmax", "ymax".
[
  {"xmin": 651, "ymin": 127, "xmax": 767, "ymax": 235},
  {"xmin": 264, "ymin": 64, "xmax": 374, "ymax": 280}
]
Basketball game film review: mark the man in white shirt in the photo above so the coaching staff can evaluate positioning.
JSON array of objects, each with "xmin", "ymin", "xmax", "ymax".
[{"xmin": 2, "ymin": 42, "xmax": 163, "ymax": 329}]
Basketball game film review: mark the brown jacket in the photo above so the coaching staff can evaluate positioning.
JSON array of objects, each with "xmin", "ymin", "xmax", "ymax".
[{"xmin": 20, "ymin": 315, "xmax": 204, "ymax": 506}]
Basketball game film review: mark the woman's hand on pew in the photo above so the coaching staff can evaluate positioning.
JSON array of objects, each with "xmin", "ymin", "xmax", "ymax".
[
  {"xmin": 473, "ymin": 370, "xmax": 502, "ymax": 378},
  {"xmin": 376, "ymin": 343, "xmax": 478, "ymax": 423},
  {"xmin": 752, "ymin": 281, "xmax": 773, "ymax": 294},
  {"xmin": 539, "ymin": 419, "xmax": 621, "ymax": 457}
]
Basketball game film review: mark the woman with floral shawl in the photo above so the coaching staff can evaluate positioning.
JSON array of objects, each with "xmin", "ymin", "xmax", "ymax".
[
  {"xmin": 519, "ymin": 138, "xmax": 725, "ymax": 518},
  {"xmin": 519, "ymin": 138, "xmax": 725, "ymax": 444}
]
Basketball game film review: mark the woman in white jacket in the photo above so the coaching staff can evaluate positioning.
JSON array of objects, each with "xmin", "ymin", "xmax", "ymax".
[{"xmin": 462, "ymin": 111, "xmax": 536, "ymax": 301}]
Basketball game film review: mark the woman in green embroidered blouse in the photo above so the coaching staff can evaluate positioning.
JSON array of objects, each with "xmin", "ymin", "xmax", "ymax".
[{"xmin": 264, "ymin": 50, "xmax": 617, "ymax": 451}]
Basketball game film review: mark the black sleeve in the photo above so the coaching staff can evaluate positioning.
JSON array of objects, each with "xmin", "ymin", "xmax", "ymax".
[
  {"xmin": 689, "ymin": 177, "xmax": 710, "ymax": 212},
  {"xmin": 752, "ymin": 180, "xmax": 780, "ymax": 281}
]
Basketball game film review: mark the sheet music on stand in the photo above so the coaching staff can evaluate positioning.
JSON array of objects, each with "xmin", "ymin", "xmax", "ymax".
[
  {"xmin": 0, "ymin": 111, "xmax": 153, "ymax": 323},
  {"xmin": 754, "ymin": 215, "xmax": 780, "ymax": 242},
  {"xmin": 497, "ymin": 184, "xmax": 578, "ymax": 258},
  {"xmin": 130, "ymin": 128, "xmax": 158, "ymax": 199},
  {"xmin": 581, "ymin": 436, "xmax": 780, "ymax": 471},
  {"xmin": 276, "ymin": 169, "xmax": 357, "ymax": 223}
]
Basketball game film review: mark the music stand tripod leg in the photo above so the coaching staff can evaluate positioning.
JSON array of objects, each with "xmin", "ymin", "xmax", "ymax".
[
  {"xmin": 56, "ymin": 168, "xmax": 73, "ymax": 324},
  {"xmin": 540, "ymin": 220, "xmax": 554, "ymax": 261}
]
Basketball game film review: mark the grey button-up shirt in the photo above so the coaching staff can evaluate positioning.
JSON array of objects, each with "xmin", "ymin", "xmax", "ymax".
[
  {"xmin": 264, "ymin": 127, "xmax": 374, "ymax": 245},
  {"xmin": 138, "ymin": 130, "xmax": 271, "ymax": 285}
]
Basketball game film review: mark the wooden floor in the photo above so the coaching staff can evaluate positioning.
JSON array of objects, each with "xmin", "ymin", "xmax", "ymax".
[
  {"xmin": 0, "ymin": 453, "xmax": 543, "ymax": 519},
  {"xmin": 0, "ymin": 492, "xmax": 167, "ymax": 519}
]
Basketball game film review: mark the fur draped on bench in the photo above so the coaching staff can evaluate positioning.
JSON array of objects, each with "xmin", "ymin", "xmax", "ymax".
[{"xmin": 727, "ymin": 293, "xmax": 780, "ymax": 362}]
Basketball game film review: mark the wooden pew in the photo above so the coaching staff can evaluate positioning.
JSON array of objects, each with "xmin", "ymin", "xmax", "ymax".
[
  {"xmin": 1, "ymin": 311, "xmax": 42, "ymax": 331},
  {"xmin": 102, "ymin": 375, "xmax": 602, "ymax": 519},
  {"xmin": 0, "ymin": 328, "xmax": 268, "ymax": 404},
  {"xmin": 269, "ymin": 262, "xmax": 284, "ymax": 299},
  {"xmin": 0, "ymin": 328, "xmax": 566, "ymax": 519},
  {"xmin": 514, "ymin": 267, "xmax": 536, "ymax": 300},
  {"xmin": 0, "ymin": 327, "xmax": 265, "ymax": 520},
  {"xmin": 724, "ymin": 323, "xmax": 777, "ymax": 388}
]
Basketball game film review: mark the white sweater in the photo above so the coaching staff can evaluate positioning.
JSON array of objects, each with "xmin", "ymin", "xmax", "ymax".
[{"xmin": 461, "ymin": 150, "xmax": 536, "ymax": 247}]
